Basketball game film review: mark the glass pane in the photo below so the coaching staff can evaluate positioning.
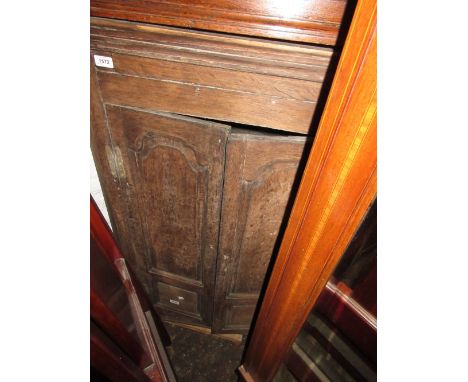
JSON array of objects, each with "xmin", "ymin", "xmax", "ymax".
[{"xmin": 274, "ymin": 200, "xmax": 377, "ymax": 381}]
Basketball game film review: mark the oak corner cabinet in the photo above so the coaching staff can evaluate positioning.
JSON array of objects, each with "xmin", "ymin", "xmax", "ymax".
[{"xmin": 90, "ymin": 0, "xmax": 353, "ymax": 335}]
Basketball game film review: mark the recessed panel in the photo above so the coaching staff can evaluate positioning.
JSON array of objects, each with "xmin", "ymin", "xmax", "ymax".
[
  {"xmin": 212, "ymin": 132, "xmax": 308, "ymax": 333},
  {"xmin": 225, "ymin": 305, "xmax": 256, "ymax": 329},
  {"xmin": 156, "ymin": 281, "xmax": 199, "ymax": 316},
  {"xmin": 233, "ymin": 165, "xmax": 300, "ymax": 294},
  {"xmin": 103, "ymin": 105, "xmax": 229, "ymax": 326}
]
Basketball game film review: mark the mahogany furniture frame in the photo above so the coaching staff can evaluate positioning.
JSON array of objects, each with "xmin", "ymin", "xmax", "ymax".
[
  {"xmin": 238, "ymin": 0, "xmax": 377, "ymax": 380},
  {"xmin": 90, "ymin": 0, "xmax": 351, "ymax": 46},
  {"xmin": 91, "ymin": 196, "xmax": 177, "ymax": 382}
]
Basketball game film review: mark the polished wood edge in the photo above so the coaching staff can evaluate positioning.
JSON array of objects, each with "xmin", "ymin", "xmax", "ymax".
[
  {"xmin": 90, "ymin": 17, "xmax": 334, "ymax": 56},
  {"xmin": 90, "ymin": 17, "xmax": 333, "ymax": 84},
  {"xmin": 115, "ymin": 260, "xmax": 161, "ymax": 362},
  {"xmin": 90, "ymin": 288, "xmax": 150, "ymax": 367},
  {"xmin": 145, "ymin": 312, "xmax": 177, "ymax": 382},
  {"xmin": 238, "ymin": 365, "xmax": 256, "ymax": 382},
  {"xmin": 91, "ymin": 195, "xmax": 122, "ymax": 264},
  {"xmin": 92, "ymin": 196, "xmax": 173, "ymax": 381},
  {"xmin": 240, "ymin": 0, "xmax": 377, "ymax": 379},
  {"xmin": 90, "ymin": 1, "xmax": 347, "ymax": 46},
  {"xmin": 324, "ymin": 282, "xmax": 377, "ymax": 329},
  {"xmin": 91, "ymin": 195, "xmax": 170, "ymax": 347}
]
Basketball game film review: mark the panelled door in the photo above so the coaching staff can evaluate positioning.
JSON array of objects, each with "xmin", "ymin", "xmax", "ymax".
[
  {"xmin": 92, "ymin": 62, "xmax": 311, "ymax": 334},
  {"xmin": 212, "ymin": 131, "xmax": 308, "ymax": 334},
  {"xmin": 91, "ymin": 17, "xmax": 333, "ymax": 335},
  {"xmin": 99, "ymin": 104, "xmax": 230, "ymax": 327}
]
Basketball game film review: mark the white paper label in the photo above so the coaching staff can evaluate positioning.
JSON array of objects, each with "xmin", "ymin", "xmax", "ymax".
[
  {"xmin": 94, "ymin": 55, "xmax": 114, "ymax": 68},
  {"xmin": 169, "ymin": 299, "xmax": 180, "ymax": 305}
]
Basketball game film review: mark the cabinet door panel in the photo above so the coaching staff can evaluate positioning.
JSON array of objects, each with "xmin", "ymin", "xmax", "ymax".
[
  {"xmin": 104, "ymin": 105, "xmax": 230, "ymax": 327},
  {"xmin": 213, "ymin": 132, "xmax": 308, "ymax": 334}
]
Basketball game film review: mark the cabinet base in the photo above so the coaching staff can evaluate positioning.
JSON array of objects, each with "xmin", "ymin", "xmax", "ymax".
[{"xmin": 163, "ymin": 320, "xmax": 243, "ymax": 345}]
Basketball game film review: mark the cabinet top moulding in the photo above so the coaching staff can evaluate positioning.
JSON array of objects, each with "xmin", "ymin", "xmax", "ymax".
[
  {"xmin": 91, "ymin": 0, "xmax": 349, "ymax": 46},
  {"xmin": 91, "ymin": 17, "xmax": 335, "ymax": 133},
  {"xmin": 91, "ymin": 17, "xmax": 334, "ymax": 83}
]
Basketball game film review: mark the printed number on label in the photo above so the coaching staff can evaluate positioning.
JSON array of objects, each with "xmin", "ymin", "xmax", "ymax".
[{"xmin": 94, "ymin": 55, "xmax": 114, "ymax": 68}]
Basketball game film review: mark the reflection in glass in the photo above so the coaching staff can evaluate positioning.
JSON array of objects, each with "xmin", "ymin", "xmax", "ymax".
[{"xmin": 274, "ymin": 201, "xmax": 377, "ymax": 381}]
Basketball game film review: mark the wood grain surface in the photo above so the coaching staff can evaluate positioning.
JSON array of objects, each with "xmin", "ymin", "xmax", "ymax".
[
  {"xmin": 91, "ymin": 0, "xmax": 350, "ymax": 46},
  {"xmin": 212, "ymin": 132, "xmax": 309, "ymax": 334},
  {"xmin": 239, "ymin": 0, "xmax": 377, "ymax": 379},
  {"xmin": 91, "ymin": 17, "xmax": 334, "ymax": 134},
  {"xmin": 103, "ymin": 105, "xmax": 230, "ymax": 327}
]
